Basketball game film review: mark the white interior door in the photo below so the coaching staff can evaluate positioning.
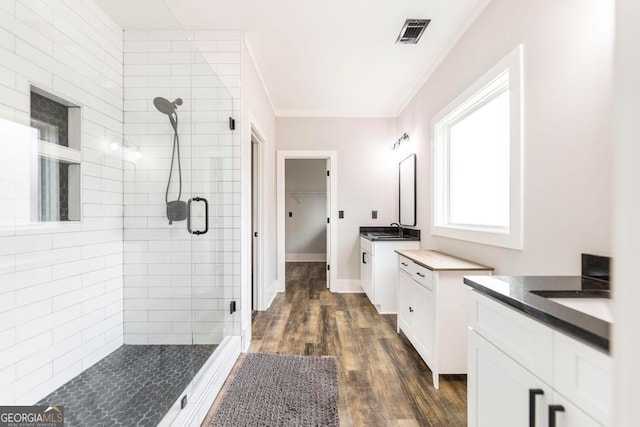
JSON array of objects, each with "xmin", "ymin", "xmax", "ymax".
[{"xmin": 326, "ymin": 158, "xmax": 331, "ymax": 289}]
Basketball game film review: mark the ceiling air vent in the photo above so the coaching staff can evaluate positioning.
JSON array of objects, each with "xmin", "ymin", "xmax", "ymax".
[{"xmin": 396, "ymin": 19, "xmax": 431, "ymax": 44}]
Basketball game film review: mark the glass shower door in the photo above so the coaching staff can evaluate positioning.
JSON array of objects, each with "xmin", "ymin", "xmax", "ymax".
[
  {"xmin": 153, "ymin": 24, "xmax": 241, "ymax": 425},
  {"xmin": 186, "ymin": 47, "xmax": 240, "ymax": 348},
  {"xmin": 123, "ymin": 29, "xmax": 240, "ymax": 349}
]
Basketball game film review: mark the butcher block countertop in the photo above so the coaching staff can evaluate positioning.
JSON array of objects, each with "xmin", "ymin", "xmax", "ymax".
[{"xmin": 395, "ymin": 250, "xmax": 494, "ymax": 272}]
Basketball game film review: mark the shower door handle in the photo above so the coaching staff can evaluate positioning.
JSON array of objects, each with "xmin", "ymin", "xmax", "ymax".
[{"xmin": 187, "ymin": 197, "xmax": 209, "ymax": 235}]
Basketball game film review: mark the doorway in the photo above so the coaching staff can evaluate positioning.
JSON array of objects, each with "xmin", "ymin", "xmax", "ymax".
[
  {"xmin": 284, "ymin": 159, "xmax": 328, "ymax": 289},
  {"xmin": 250, "ymin": 124, "xmax": 265, "ymax": 313},
  {"xmin": 277, "ymin": 151, "xmax": 337, "ymax": 292},
  {"xmin": 251, "ymin": 135, "xmax": 258, "ymax": 312}
]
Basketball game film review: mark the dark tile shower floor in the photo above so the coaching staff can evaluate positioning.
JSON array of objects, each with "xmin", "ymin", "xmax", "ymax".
[{"xmin": 37, "ymin": 345, "xmax": 217, "ymax": 427}]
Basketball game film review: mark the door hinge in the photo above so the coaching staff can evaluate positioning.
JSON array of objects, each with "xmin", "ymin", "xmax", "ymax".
[
  {"xmin": 327, "ymin": 170, "xmax": 330, "ymax": 177},
  {"xmin": 230, "ymin": 300, "xmax": 237, "ymax": 314},
  {"xmin": 228, "ymin": 116, "xmax": 236, "ymax": 130},
  {"xmin": 327, "ymin": 217, "xmax": 330, "ymax": 223},
  {"xmin": 327, "ymin": 264, "xmax": 330, "ymax": 271}
]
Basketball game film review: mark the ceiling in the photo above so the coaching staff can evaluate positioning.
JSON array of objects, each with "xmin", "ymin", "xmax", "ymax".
[{"xmin": 94, "ymin": 0, "xmax": 490, "ymax": 117}]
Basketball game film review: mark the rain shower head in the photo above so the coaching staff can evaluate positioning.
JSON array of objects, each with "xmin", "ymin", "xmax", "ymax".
[{"xmin": 153, "ymin": 97, "xmax": 183, "ymax": 115}]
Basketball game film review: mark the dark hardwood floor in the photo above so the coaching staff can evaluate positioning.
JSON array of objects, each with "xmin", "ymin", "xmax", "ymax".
[{"xmin": 203, "ymin": 262, "xmax": 467, "ymax": 426}]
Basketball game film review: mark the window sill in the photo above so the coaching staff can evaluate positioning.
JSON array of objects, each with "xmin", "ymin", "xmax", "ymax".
[
  {"xmin": 431, "ymin": 224, "xmax": 523, "ymax": 250},
  {"xmin": 38, "ymin": 140, "xmax": 82, "ymax": 163}
]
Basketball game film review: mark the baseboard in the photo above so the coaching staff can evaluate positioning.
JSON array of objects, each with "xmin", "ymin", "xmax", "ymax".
[
  {"xmin": 158, "ymin": 336, "xmax": 241, "ymax": 427},
  {"xmin": 263, "ymin": 287, "xmax": 277, "ymax": 310},
  {"xmin": 285, "ymin": 253, "xmax": 327, "ymax": 262},
  {"xmin": 242, "ymin": 327, "xmax": 251, "ymax": 353},
  {"xmin": 331, "ymin": 279, "xmax": 364, "ymax": 293},
  {"xmin": 258, "ymin": 280, "xmax": 278, "ymax": 311}
]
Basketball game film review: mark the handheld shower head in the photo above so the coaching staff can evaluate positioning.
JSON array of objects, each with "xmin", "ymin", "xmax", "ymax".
[
  {"xmin": 154, "ymin": 95, "xmax": 185, "ymax": 224},
  {"xmin": 153, "ymin": 97, "xmax": 183, "ymax": 115}
]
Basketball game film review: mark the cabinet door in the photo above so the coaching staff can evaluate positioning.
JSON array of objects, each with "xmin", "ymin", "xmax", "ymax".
[
  {"xmin": 468, "ymin": 330, "xmax": 552, "ymax": 427},
  {"xmin": 411, "ymin": 279, "xmax": 435, "ymax": 366},
  {"xmin": 397, "ymin": 270, "xmax": 413, "ymax": 335},
  {"xmin": 549, "ymin": 392, "xmax": 603, "ymax": 427},
  {"xmin": 361, "ymin": 250, "xmax": 373, "ymax": 303}
]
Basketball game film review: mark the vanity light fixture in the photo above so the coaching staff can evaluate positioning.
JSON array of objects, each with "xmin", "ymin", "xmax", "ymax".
[{"xmin": 393, "ymin": 133, "xmax": 410, "ymax": 150}]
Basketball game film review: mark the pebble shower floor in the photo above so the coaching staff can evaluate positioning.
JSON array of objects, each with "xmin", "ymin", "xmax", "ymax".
[{"xmin": 37, "ymin": 345, "xmax": 216, "ymax": 427}]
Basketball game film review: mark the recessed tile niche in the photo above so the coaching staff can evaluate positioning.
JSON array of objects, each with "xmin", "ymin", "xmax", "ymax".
[{"xmin": 30, "ymin": 87, "xmax": 81, "ymax": 222}]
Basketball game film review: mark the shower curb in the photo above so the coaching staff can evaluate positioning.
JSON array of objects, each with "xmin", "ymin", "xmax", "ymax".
[{"xmin": 158, "ymin": 336, "xmax": 242, "ymax": 427}]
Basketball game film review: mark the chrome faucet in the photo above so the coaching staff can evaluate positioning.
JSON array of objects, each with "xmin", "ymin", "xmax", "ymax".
[{"xmin": 390, "ymin": 222, "xmax": 402, "ymax": 236}]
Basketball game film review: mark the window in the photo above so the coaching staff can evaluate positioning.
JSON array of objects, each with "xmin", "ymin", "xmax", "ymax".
[
  {"xmin": 432, "ymin": 46, "xmax": 523, "ymax": 249},
  {"xmin": 30, "ymin": 86, "xmax": 82, "ymax": 222}
]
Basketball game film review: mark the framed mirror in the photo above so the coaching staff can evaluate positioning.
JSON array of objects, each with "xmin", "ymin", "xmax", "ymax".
[{"xmin": 399, "ymin": 153, "xmax": 416, "ymax": 226}]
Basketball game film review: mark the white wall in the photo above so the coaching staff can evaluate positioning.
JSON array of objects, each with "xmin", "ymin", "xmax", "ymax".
[
  {"xmin": 122, "ymin": 30, "xmax": 242, "ymax": 345},
  {"xmin": 276, "ymin": 118, "xmax": 399, "ymax": 282},
  {"xmin": 397, "ymin": 0, "xmax": 614, "ymax": 274},
  {"xmin": 285, "ymin": 159, "xmax": 326, "ymax": 260},
  {"xmin": 613, "ymin": 0, "xmax": 640, "ymax": 424},
  {"xmin": 241, "ymin": 40, "xmax": 277, "ymax": 319},
  {"xmin": 0, "ymin": 0, "xmax": 124, "ymax": 404}
]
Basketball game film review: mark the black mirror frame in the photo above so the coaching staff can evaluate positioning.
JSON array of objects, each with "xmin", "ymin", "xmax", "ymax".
[{"xmin": 399, "ymin": 153, "xmax": 417, "ymax": 226}]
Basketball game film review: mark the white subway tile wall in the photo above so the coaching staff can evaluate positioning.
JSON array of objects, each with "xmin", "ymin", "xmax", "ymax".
[
  {"xmin": 0, "ymin": 0, "xmax": 124, "ymax": 404},
  {"xmin": 122, "ymin": 30, "xmax": 241, "ymax": 346}
]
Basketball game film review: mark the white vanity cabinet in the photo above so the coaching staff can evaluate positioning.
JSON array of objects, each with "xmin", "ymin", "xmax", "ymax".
[
  {"xmin": 360, "ymin": 237, "xmax": 419, "ymax": 314},
  {"xmin": 467, "ymin": 290, "xmax": 612, "ymax": 427},
  {"xmin": 396, "ymin": 250, "xmax": 493, "ymax": 389}
]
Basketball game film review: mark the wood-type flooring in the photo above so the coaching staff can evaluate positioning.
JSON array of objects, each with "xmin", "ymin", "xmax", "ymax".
[{"xmin": 203, "ymin": 262, "xmax": 467, "ymax": 426}]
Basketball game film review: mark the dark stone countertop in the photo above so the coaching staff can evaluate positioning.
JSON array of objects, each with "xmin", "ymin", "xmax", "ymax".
[
  {"xmin": 359, "ymin": 226, "xmax": 420, "ymax": 241},
  {"xmin": 464, "ymin": 275, "xmax": 611, "ymax": 353}
]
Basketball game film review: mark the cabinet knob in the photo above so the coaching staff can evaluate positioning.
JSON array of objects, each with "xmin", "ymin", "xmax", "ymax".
[{"xmin": 548, "ymin": 404, "xmax": 565, "ymax": 427}]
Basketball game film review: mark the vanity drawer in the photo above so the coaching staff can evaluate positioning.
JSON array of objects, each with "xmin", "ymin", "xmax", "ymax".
[
  {"xmin": 468, "ymin": 289, "xmax": 554, "ymax": 384},
  {"xmin": 553, "ymin": 332, "xmax": 612, "ymax": 426},
  {"xmin": 413, "ymin": 263, "xmax": 433, "ymax": 290},
  {"xmin": 398, "ymin": 255, "xmax": 413, "ymax": 274},
  {"xmin": 360, "ymin": 237, "xmax": 373, "ymax": 255}
]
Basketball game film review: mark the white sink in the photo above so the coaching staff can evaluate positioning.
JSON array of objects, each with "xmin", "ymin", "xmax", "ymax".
[{"xmin": 549, "ymin": 297, "xmax": 613, "ymax": 323}]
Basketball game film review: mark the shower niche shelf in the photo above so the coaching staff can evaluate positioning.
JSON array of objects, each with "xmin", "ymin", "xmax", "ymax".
[{"xmin": 30, "ymin": 86, "xmax": 82, "ymax": 222}]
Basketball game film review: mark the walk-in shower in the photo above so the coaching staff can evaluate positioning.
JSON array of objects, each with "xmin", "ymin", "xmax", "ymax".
[
  {"xmin": 0, "ymin": 1, "xmax": 241, "ymax": 426},
  {"xmin": 120, "ymin": 24, "xmax": 243, "ymax": 417}
]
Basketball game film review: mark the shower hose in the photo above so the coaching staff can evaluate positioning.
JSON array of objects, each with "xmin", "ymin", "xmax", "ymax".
[{"xmin": 165, "ymin": 114, "xmax": 182, "ymax": 205}]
